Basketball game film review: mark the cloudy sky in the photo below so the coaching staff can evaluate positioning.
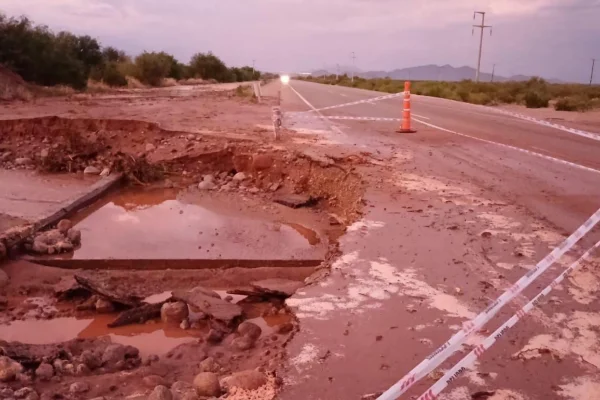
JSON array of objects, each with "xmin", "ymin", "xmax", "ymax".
[{"xmin": 1, "ymin": 0, "xmax": 599, "ymax": 82}]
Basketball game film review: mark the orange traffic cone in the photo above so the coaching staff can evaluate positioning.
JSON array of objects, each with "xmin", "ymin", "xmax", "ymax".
[{"xmin": 397, "ymin": 81, "xmax": 416, "ymax": 133}]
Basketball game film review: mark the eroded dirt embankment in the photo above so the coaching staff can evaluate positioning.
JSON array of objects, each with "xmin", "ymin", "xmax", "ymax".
[{"xmin": 0, "ymin": 113, "xmax": 366, "ymax": 400}]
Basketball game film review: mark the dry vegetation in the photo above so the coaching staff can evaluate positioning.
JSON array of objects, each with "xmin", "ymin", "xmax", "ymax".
[{"xmin": 303, "ymin": 75, "xmax": 600, "ymax": 112}]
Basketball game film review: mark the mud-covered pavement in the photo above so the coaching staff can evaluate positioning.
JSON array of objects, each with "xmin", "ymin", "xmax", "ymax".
[{"xmin": 1, "ymin": 81, "xmax": 600, "ymax": 400}]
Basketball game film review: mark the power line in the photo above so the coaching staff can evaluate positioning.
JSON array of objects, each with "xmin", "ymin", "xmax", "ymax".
[{"xmin": 472, "ymin": 11, "xmax": 492, "ymax": 82}]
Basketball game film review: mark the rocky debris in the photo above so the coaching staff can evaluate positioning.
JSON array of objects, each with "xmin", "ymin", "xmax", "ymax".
[
  {"xmin": 148, "ymin": 385, "xmax": 172, "ymax": 400},
  {"xmin": 198, "ymin": 180, "xmax": 216, "ymax": 190},
  {"xmin": 75, "ymin": 274, "xmax": 142, "ymax": 307},
  {"xmin": 56, "ymin": 219, "xmax": 72, "ymax": 234},
  {"xmin": 69, "ymin": 381, "xmax": 89, "ymax": 393},
  {"xmin": 252, "ymin": 154, "xmax": 274, "ymax": 171},
  {"xmin": 145, "ymin": 143, "xmax": 156, "ymax": 152},
  {"xmin": 53, "ymin": 276, "xmax": 85, "ymax": 299},
  {"xmin": 100, "ymin": 167, "xmax": 111, "ymax": 177},
  {"xmin": 29, "ymin": 227, "xmax": 79, "ymax": 255},
  {"xmin": 171, "ymin": 381, "xmax": 198, "ymax": 399},
  {"xmin": 276, "ymin": 322, "xmax": 294, "ymax": 334},
  {"xmin": 100, "ymin": 343, "xmax": 140, "ymax": 370},
  {"xmin": 66, "ymin": 228, "xmax": 82, "ymax": 246},
  {"xmin": 221, "ymin": 370, "xmax": 267, "ymax": 391},
  {"xmin": 0, "ymin": 356, "xmax": 23, "ymax": 382},
  {"xmin": 232, "ymin": 172, "xmax": 247, "ymax": 182},
  {"xmin": 13, "ymin": 387, "xmax": 38, "ymax": 400},
  {"xmin": 192, "ymin": 372, "xmax": 221, "ymax": 397},
  {"xmin": 205, "ymin": 329, "xmax": 225, "ymax": 344},
  {"xmin": 198, "ymin": 357, "xmax": 220, "ymax": 373},
  {"xmin": 251, "ymin": 279, "xmax": 303, "ymax": 298},
  {"xmin": 0, "ymin": 269, "xmax": 9, "ymax": 288},
  {"xmin": 161, "ymin": 301, "xmax": 189, "ymax": 324},
  {"xmin": 237, "ymin": 322, "xmax": 262, "ymax": 341},
  {"xmin": 108, "ymin": 302, "xmax": 164, "ymax": 328},
  {"xmin": 180, "ymin": 319, "xmax": 190, "ymax": 330},
  {"xmin": 328, "ymin": 213, "xmax": 344, "ymax": 226},
  {"xmin": 0, "ymin": 151, "xmax": 12, "ymax": 162},
  {"xmin": 231, "ymin": 336, "xmax": 254, "ymax": 351},
  {"xmin": 95, "ymin": 298, "xmax": 115, "ymax": 313},
  {"xmin": 15, "ymin": 157, "xmax": 33, "ymax": 166},
  {"xmin": 273, "ymin": 194, "xmax": 316, "ymax": 209},
  {"xmin": 172, "ymin": 287, "xmax": 242, "ymax": 324},
  {"xmin": 83, "ymin": 166, "xmax": 101, "ymax": 175},
  {"xmin": 143, "ymin": 375, "xmax": 167, "ymax": 387},
  {"xmin": 34, "ymin": 363, "xmax": 54, "ymax": 381}
]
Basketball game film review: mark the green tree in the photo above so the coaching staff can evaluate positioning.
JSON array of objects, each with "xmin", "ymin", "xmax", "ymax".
[
  {"xmin": 134, "ymin": 51, "xmax": 171, "ymax": 86},
  {"xmin": 189, "ymin": 52, "xmax": 231, "ymax": 82}
]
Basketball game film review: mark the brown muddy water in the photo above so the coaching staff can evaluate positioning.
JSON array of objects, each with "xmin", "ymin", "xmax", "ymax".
[
  {"xmin": 0, "ymin": 291, "xmax": 292, "ymax": 357},
  {"xmin": 63, "ymin": 188, "xmax": 326, "ymax": 260}
]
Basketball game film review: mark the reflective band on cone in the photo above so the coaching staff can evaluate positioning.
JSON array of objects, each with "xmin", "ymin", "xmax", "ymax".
[{"xmin": 397, "ymin": 81, "xmax": 416, "ymax": 133}]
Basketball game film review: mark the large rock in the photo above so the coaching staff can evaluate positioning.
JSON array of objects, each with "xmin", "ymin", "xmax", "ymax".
[
  {"xmin": 13, "ymin": 387, "xmax": 38, "ymax": 400},
  {"xmin": 101, "ymin": 344, "xmax": 131, "ymax": 367},
  {"xmin": 15, "ymin": 157, "xmax": 33, "ymax": 166},
  {"xmin": 0, "ymin": 356, "xmax": 23, "ymax": 382},
  {"xmin": 69, "ymin": 381, "xmax": 89, "ymax": 393},
  {"xmin": 198, "ymin": 357, "xmax": 219, "ymax": 373},
  {"xmin": 67, "ymin": 229, "xmax": 82, "ymax": 245},
  {"xmin": 79, "ymin": 350, "xmax": 101, "ymax": 370},
  {"xmin": 56, "ymin": 219, "xmax": 72, "ymax": 234},
  {"xmin": 231, "ymin": 336, "xmax": 254, "ymax": 351},
  {"xmin": 83, "ymin": 166, "xmax": 101, "ymax": 175},
  {"xmin": 192, "ymin": 372, "xmax": 221, "ymax": 397},
  {"xmin": 171, "ymin": 287, "xmax": 242, "ymax": 323},
  {"xmin": 148, "ymin": 385, "xmax": 172, "ymax": 400},
  {"xmin": 198, "ymin": 181, "xmax": 216, "ymax": 190},
  {"xmin": 252, "ymin": 154, "xmax": 274, "ymax": 171},
  {"xmin": 161, "ymin": 302, "xmax": 189, "ymax": 324},
  {"xmin": 35, "ymin": 363, "xmax": 54, "ymax": 381},
  {"xmin": 237, "ymin": 321, "xmax": 262, "ymax": 341},
  {"xmin": 221, "ymin": 370, "xmax": 267, "ymax": 391}
]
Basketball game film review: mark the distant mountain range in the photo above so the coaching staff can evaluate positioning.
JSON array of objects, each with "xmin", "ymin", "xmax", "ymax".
[{"xmin": 311, "ymin": 64, "xmax": 562, "ymax": 83}]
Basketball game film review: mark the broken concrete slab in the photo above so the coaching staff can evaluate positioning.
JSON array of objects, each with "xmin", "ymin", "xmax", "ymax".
[
  {"xmin": 273, "ymin": 194, "xmax": 316, "ymax": 209},
  {"xmin": 172, "ymin": 287, "xmax": 242, "ymax": 324},
  {"xmin": 251, "ymin": 279, "xmax": 304, "ymax": 298},
  {"xmin": 108, "ymin": 302, "xmax": 165, "ymax": 328},
  {"xmin": 74, "ymin": 275, "xmax": 142, "ymax": 307}
]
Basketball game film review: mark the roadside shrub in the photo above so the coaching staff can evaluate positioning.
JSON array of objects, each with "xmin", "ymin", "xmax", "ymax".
[
  {"xmin": 524, "ymin": 91, "xmax": 549, "ymax": 108},
  {"xmin": 102, "ymin": 62, "xmax": 127, "ymax": 87},
  {"xmin": 468, "ymin": 92, "xmax": 493, "ymax": 105},
  {"xmin": 134, "ymin": 52, "xmax": 171, "ymax": 86},
  {"xmin": 554, "ymin": 96, "xmax": 592, "ymax": 112},
  {"xmin": 189, "ymin": 52, "xmax": 231, "ymax": 82}
]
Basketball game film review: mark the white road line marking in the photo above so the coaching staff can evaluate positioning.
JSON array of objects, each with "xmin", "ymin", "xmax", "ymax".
[
  {"xmin": 288, "ymin": 83, "xmax": 344, "ymax": 135},
  {"xmin": 412, "ymin": 113, "xmax": 430, "ymax": 120},
  {"xmin": 412, "ymin": 117, "xmax": 600, "ymax": 175}
]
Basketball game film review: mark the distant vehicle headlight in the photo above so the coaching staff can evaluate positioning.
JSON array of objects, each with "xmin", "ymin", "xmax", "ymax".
[{"xmin": 280, "ymin": 75, "xmax": 290, "ymax": 84}]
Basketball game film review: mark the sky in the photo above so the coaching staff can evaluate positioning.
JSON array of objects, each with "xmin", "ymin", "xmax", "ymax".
[{"xmin": 1, "ymin": 0, "xmax": 599, "ymax": 82}]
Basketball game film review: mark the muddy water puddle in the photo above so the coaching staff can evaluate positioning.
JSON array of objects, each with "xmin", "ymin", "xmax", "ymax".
[{"xmin": 67, "ymin": 188, "xmax": 325, "ymax": 260}]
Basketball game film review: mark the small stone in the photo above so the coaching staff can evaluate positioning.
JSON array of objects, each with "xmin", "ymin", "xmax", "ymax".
[
  {"xmin": 269, "ymin": 182, "xmax": 280, "ymax": 192},
  {"xmin": 203, "ymin": 174, "xmax": 215, "ymax": 183},
  {"xmin": 161, "ymin": 302, "xmax": 189, "ymax": 324},
  {"xmin": 100, "ymin": 168, "xmax": 110, "ymax": 177},
  {"xmin": 75, "ymin": 363, "xmax": 89, "ymax": 376},
  {"xmin": 328, "ymin": 214, "xmax": 343, "ymax": 225},
  {"xmin": 198, "ymin": 357, "xmax": 219, "ymax": 373},
  {"xmin": 205, "ymin": 329, "xmax": 224, "ymax": 344},
  {"xmin": 101, "ymin": 344, "xmax": 128, "ymax": 366},
  {"xmin": 180, "ymin": 319, "xmax": 190, "ymax": 330},
  {"xmin": 56, "ymin": 241, "xmax": 74, "ymax": 252},
  {"xmin": 143, "ymin": 375, "xmax": 167, "ymax": 387},
  {"xmin": 35, "ymin": 363, "xmax": 54, "ymax": 381},
  {"xmin": 148, "ymin": 385, "xmax": 172, "ymax": 400},
  {"xmin": 221, "ymin": 370, "xmax": 267, "ymax": 391},
  {"xmin": 187, "ymin": 134, "xmax": 196, "ymax": 140},
  {"xmin": 83, "ymin": 166, "xmax": 101, "ymax": 175},
  {"xmin": 232, "ymin": 172, "xmax": 247, "ymax": 182},
  {"xmin": 40, "ymin": 149, "xmax": 49, "ymax": 158},
  {"xmin": 171, "ymin": 380, "xmax": 193, "ymax": 393},
  {"xmin": 248, "ymin": 187, "xmax": 260, "ymax": 194},
  {"xmin": 146, "ymin": 143, "xmax": 156, "ymax": 152},
  {"xmin": 192, "ymin": 372, "xmax": 221, "ymax": 397},
  {"xmin": 63, "ymin": 363, "xmax": 75, "ymax": 375},
  {"xmin": 198, "ymin": 181, "xmax": 216, "ymax": 190},
  {"xmin": 231, "ymin": 336, "xmax": 254, "ymax": 351},
  {"xmin": 277, "ymin": 322, "xmax": 294, "ymax": 334},
  {"xmin": 67, "ymin": 228, "xmax": 82, "ymax": 245},
  {"xmin": 32, "ymin": 240, "xmax": 48, "ymax": 254},
  {"xmin": 92, "ymin": 297, "xmax": 114, "ymax": 313},
  {"xmin": 0, "ymin": 151, "xmax": 12, "ymax": 162},
  {"xmin": 69, "ymin": 381, "xmax": 89, "ymax": 393},
  {"xmin": 0, "ymin": 356, "xmax": 23, "ymax": 382},
  {"xmin": 224, "ymin": 295, "xmax": 233, "ymax": 302},
  {"xmin": 15, "ymin": 157, "xmax": 33, "ymax": 166},
  {"xmin": 237, "ymin": 321, "xmax": 262, "ymax": 341}
]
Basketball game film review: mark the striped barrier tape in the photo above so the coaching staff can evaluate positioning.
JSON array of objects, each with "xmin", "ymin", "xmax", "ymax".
[
  {"xmin": 376, "ymin": 207, "xmax": 600, "ymax": 400},
  {"xmin": 490, "ymin": 108, "xmax": 600, "ymax": 143},
  {"xmin": 288, "ymin": 91, "xmax": 407, "ymax": 114},
  {"xmin": 418, "ymin": 239, "xmax": 600, "ymax": 400}
]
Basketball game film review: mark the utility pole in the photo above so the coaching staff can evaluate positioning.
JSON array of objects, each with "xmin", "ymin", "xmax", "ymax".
[
  {"xmin": 252, "ymin": 59, "xmax": 256, "ymax": 78},
  {"xmin": 591, "ymin": 58, "xmax": 596, "ymax": 86},
  {"xmin": 351, "ymin": 52, "xmax": 356, "ymax": 83},
  {"xmin": 491, "ymin": 63, "xmax": 496, "ymax": 82},
  {"xmin": 473, "ymin": 11, "xmax": 492, "ymax": 82},
  {"xmin": 336, "ymin": 64, "xmax": 340, "ymax": 80}
]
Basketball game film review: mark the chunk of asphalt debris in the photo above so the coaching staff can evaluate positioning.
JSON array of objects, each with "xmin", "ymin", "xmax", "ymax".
[
  {"xmin": 171, "ymin": 287, "xmax": 242, "ymax": 324},
  {"xmin": 250, "ymin": 279, "xmax": 304, "ymax": 298},
  {"xmin": 108, "ymin": 302, "xmax": 165, "ymax": 328},
  {"xmin": 273, "ymin": 194, "xmax": 316, "ymax": 209},
  {"xmin": 74, "ymin": 275, "xmax": 142, "ymax": 307}
]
